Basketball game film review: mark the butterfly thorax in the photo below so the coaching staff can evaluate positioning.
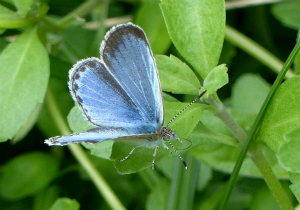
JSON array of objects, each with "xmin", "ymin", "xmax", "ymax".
[{"xmin": 160, "ymin": 127, "xmax": 177, "ymax": 141}]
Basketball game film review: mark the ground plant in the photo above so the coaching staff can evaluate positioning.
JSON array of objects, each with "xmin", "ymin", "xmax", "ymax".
[{"xmin": 1, "ymin": 0, "xmax": 300, "ymax": 209}]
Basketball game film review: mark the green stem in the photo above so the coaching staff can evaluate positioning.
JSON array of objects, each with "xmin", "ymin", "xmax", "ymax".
[
  {"xmin": 208, "ymin": 96, "xmax": 247, "ymax": 144},
  {"xmin": 45, "ymin": 81, "xmax": 126, "ymax": 210},
  {"xmin": 68, "ymin": 144, "xmax": 126, "ymax": 210},
  {"xmin": 0, "ymin": 3, "xmax": 49, "ymax": 29},
  {"xmin": 168, "ymin": 155, "xmax": 199, "ymax": 210},
  {"xmin": 220, "ymin": 32, "xmax": 300, "ymax": 210},
  {"xmin": 225, "ymin": 25, "xmax": 295, "ymax": 79},
  {"xmin": 252, "ymin": 146, "xmax": 293, "ymax": 210},
  {"xmin": 57, "ymin": 0, "xmax": 100, "ymax": 28}
]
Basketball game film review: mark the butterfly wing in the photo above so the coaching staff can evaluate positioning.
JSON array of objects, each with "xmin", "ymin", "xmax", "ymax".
[
  {"xmin": 100, "ymin": 23, "xmax": 164, "ymax": 127},
  {"xmin": 46, "ymin": 23, "xmax": 163, "ymax": 145}
]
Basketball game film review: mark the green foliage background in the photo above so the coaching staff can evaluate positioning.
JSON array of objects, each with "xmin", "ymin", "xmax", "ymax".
[{"xmin": 0, "ymin": 0, "xmax": 300, "ymax": 209}]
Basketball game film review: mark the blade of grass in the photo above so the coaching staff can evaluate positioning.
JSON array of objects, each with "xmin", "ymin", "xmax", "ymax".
[
  {"xmin": 220, "ymin": 36, "xmax": 300, "ymax": 210},
  {"xmin": 168, "ymin": 155, "xmax": 199, "ymax": 210}
]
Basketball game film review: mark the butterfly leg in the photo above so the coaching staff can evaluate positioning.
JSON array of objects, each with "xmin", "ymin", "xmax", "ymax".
[
  {"xmin": 118, "ymin": 144, "xmax": 143, "ymax": 162},
  {"xmin": 152, "ymin": 145, "xmax": 159, "ymax": 170},
  {"xmin": 166, "ymin": 139, "xmax": 188, "ymax": 169}
]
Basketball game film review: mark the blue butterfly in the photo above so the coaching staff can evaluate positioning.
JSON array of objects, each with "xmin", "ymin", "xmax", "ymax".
[{"xmin": 45, "ymin": 23, "xmax": 206, "ymax": 169}]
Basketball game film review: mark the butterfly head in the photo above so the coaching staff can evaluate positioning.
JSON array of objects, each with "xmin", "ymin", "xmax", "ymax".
[{"xmin": 161, "ymin": 127, "xmax": 177, "ymax": 141}]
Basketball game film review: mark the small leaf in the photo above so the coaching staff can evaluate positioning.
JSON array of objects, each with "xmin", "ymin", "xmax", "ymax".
[
  {"xmin": 277, "ymin": 126, "xmax": 300, "ymax": 173},
  {"xmin": 160, "ymin": 0, "xmax": 225, "ymax": 79},
  {"xmin": 0, "ymin": 152, "xmax": 59, "ymax": 200},
  {"xmin": 155, "ymin": 55, "xmax": 200, "ymax": 95},
  {"xmin": 0, "ymin": 4, "xmax": 21, "ymax": 19},
  {"xmin": 290, "ymin": 173, "xmax": 300, "ymax": 203},
  {"xmin": 135, "ymin": 0, "xmax": 171, "ymax": 54},
  {"xmin": 257, "ymin": 75, "xmax": 300, "ymax": 152},
  {"xmin": 271, "ymin": 1, "xmax": 300, "ymax": 30},
  {"xmin": 0, "ymin": 27, "xmax": 49, "ymax": 142},
  {"xmin": 156, "ymin": 55, "xmax": 200, "ymax": 95},
  {"xmin": 50, "ymin": 198, "xmax": 80, "ymax": 210},
  {"xmin": 203, "ymin": 64, "xmax": 228, "ymax": 95},
  {"xmin": 230, "ymin": 73, "xmax": 271, "ymax": 113},
  {"xmin": 13, "ymin": 0, "xmax": 35, "ymax": 17}
]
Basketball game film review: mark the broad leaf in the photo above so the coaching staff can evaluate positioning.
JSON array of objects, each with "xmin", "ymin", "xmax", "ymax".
[
  {"xmin": 277, "ymin": 126, "xmax": 300, "ymax": 173},
  {"xmin": 0, "ymin": 152, "xmax": 59, "ymax": 200},
  {"xmin": 160, "ymin": 0, "xmax": 225, "ymax": 79},
  {"xmin": 230, "ymin": 73, "xmax": 270, "ymax": 113},
  {"xmin": 257, "ymin": 76, "xmax": 300, "ymax": 152},
  {"xmin": 0, "ymin": 27, "xmax": 49, "ymax": 142},
  {"xmin": 135, "ymin": 0, "xmax": 171, "ymax": 54}
]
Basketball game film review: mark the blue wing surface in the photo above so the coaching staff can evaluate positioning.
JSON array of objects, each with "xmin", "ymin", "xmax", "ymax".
[
  {"xmin": 100, "ymin": 23, "xmax": 164, "ymax": 127},
  {"xmin": 69, "ymin": 58, "xmax": 158, "ymax": 133}
]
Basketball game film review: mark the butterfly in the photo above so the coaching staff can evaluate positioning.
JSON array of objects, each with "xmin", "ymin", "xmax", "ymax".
[{"xmin": 45, "ymin": 22, "xmax": 206, "ymax": 169}]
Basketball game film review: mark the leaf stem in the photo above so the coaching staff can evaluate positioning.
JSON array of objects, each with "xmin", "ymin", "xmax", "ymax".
[
  {"xmin": 45, "ymin": 81, "xmax": 126, "ymax": 210},
  {"xmin": 57, "ymin": 0, "xmax": 100, "ymax": 28},
  {"xmin": 225, "ymin": 25, "xmax": 295, "ymax": 79},
  {"xmin": 252, "ymin": 146, "xmax": 293, "ymax": 210},
  {"xmin": 0, "ymin": 3, "xmax": 49, "ymax": 29}
]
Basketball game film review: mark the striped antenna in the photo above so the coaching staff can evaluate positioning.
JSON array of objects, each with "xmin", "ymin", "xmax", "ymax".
[{"xmin": 166, "ymin": 90, "xmax": 207, "ymax": 127}]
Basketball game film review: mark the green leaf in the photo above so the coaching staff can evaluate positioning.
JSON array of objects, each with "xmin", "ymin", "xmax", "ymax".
[
  {"xmin": 277, "ymin": 126, "xmax": 300, "ymax": 173},
  {"xmin": 146, "ymin": 179, "xmax": 170, "ymax": 210},
  {"xmin": 58, "ymin": 26, "xmax": 95, "ymax": 63},
  {"xmin": 13, "ymin": 0, "xmax": 34, "ymax": 17},
  {"xmin": 50, "ymin": 198, "xmax": 80, "ymax": 210},
  {"xmin": 203, "ymin": 64, "xmax": 228, "ymax": 95},
  {"xmin": 156, "ymin": 55, "xmax": 200, "ymax": 95},
  {"xmin": 37, "ymin": 78, "xmax": 73, "ymax": 138},
  {"xmin": 111, "ymin": 102, "xmax": 207, "ymax": 174},
  {"xmin": 0, "ymin": 27, "xmax": 49, "ymax": 142},
  {"xmin": 0, "ymin": 4, "xmax": 21, "ymax": 19},
  {"xmin": 257, "ymin": 75, "xmax": 300, "ymax": 152},
  {"xmin": 290, "ymin": 173, "xmax": 300, "ymax": 203},
  {"xmin": 135, "ymin": 0, "xmax": 171, "ymax": 54},
  {"xmin": 189, "ymin": 142, "xmax": 288, "ymax": 179},
  {"xmin": 190, "ymin": 110, "xmax": 288, "ymax": 178},
  {"xmin": 271, "ymin": 1, "xmax": 300, "ymax": 30},
  {"xmin": 33, "ymin": 186, "xmax": 60, "ymax": 210},
  {"xmin": 0, "ymin": 152, "xmax": 59, "ymax": 200},
  {"xmin": 160, "ymin": 0, "xmax": 225, "ymax": 79},
  {"xmin": 230, "ymin": 73, "xmax": 271, "ymax": 113}
]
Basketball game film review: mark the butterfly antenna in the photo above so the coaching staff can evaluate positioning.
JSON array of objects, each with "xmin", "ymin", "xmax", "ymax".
[
  {"xmin": 166, "ymin": 139, "xmax": 188, "ymax": 169},
  {"xmin": 177, "ymin": 137, "xmax": 192, "ymax": 150},
  {"xmin": 167, "ymin": 90, "xmax": 207, "ymax": 127}
]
